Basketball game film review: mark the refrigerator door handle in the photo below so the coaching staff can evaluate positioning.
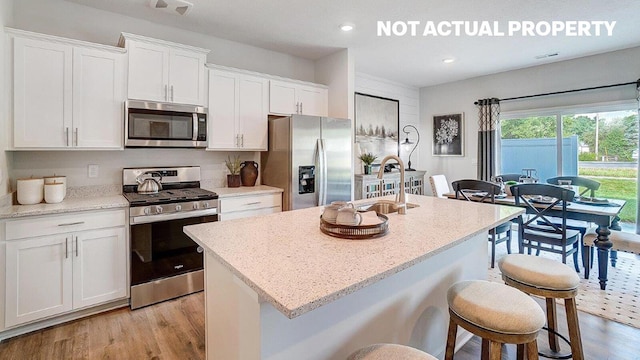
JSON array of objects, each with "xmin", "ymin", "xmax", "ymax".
[
  {"xmin": 319, "ymin": 138, "xmax": 328, "ymax": 206},
  {"xmin": 314, "ymin": 138, "xmax": 322, "ymax": 206}
]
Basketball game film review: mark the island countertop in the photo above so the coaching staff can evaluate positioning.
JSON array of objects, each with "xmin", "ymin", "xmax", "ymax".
[{"xmin": 184, "ymin": 194, "xmax": 523, "ymax": 319}]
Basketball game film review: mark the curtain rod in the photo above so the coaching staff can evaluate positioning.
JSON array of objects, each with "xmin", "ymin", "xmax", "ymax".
[{"xmin": 499, "ymin": 78, "xmax": 640, "ymax": 102}]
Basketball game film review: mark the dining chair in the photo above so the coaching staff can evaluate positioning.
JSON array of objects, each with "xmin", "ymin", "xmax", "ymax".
[
  {"xmin": 511, "ymin": 183, "xmax": 581, "ymax": 271},
  {"xmin": 546, "ymin": 176, "xmax": 601, "ymax": 274},
  {"xmin": 547, "ymin": 176, "xmax": 600, "ymax": 197},
  {"xmin": 429, "ymin": 174, "xmax": 450, "ymax": 198},
  {"xmin": 451, "ymin": 179, "xmax": 512, "ymax": 268},
  {"xmin": 497, "ymin": 174, "xmax": 522, "ymax": 182}
]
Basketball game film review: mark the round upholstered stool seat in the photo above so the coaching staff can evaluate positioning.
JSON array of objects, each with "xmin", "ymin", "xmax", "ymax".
[
  {"xmin": 448, "ymin": 280, "xmax": 545, "ymax": 335},
  {"xmin": 499, "ymin": 253, "xmax": 580, "ymax": 291},
  {"xmin": 499, "ymin": 254, "xmax": 585, "ymax": 360},
  {"xmin": 347, "ymin": 343, "xmax": 437, "ymax": 360},
  {"xmin": 445, "ymin": 280, "xmax": 545, "ymax": 360}
]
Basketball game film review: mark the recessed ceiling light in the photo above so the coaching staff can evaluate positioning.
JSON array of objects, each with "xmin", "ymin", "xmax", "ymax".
[
  {"xmin": 443, "ymin": 58, "xmax": 455, "ymax": 64},
  {"xmin": 340, "ymin": 23, "xmax": 355, "ymax": 32}
]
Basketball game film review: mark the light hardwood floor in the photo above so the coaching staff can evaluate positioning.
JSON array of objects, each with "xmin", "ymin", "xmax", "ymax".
[{"xmin": 0, "ymin": 292, "xmax": 639, "ymax": 359}]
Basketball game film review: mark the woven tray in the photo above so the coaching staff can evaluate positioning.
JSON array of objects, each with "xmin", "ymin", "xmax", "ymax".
[{"xmin": 320, "ymin": 214, "xmax": 389, "ymax": 239}]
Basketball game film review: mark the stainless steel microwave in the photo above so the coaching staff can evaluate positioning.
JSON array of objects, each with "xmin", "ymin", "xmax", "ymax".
[{"xmin": 125, "ymin": 100, "xmax": 207, "ymax": 148}]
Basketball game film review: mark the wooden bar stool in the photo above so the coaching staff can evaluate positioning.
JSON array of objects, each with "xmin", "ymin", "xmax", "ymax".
[
  {"xmin": 347, "ymin": 343, "xmax": 437, "ymax": 359},
  {"xmin": 445, "ymin": 280, "xmax": 545, "ymax": 360},
  {"xmin": 499, "ymin": 254, "xmax": 583, "ymax": 360}
]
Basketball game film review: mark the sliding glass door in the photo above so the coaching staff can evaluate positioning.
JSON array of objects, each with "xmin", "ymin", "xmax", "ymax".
[{"xmin": 500, "ymin": 105, "xmax": 638, "ymax": 231}]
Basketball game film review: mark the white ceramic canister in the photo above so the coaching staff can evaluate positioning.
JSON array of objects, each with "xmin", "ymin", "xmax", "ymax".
[
  {"xmin": 44, "ymin": 175, "xmax": 67, "ymax": 199},
  {"xmin": 44, "ymin": 183, "xmax": 65, "ymax": 204},
  {"xmin": 17, "ymin": 178, "xmax": 44, "ymax": 205}
]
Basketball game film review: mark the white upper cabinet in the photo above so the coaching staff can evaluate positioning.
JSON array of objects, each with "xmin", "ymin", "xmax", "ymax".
[
  {"xmin": 121, "ymin": 33, "xmax": 208, "ymax": 106},
  {"xmin": 9, "ymin": 29, "xmax": 126, "ymax": 150},
  {"xmin": 269, "ymin": 80, "xmax": 328, "ymax": 117},
  {"xmin": 13, "ymin": 37, "xmax": 72, "ymax": 148},
  {"xmin": 207, "ymin": 67, "xmax": 268, "ymax": 151},
  {"xmin": 73, "ymin": 48, "xmax": 125, "ymax": 148}
]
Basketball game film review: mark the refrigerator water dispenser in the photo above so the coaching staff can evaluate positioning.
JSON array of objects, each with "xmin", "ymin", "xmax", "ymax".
[{"xmin": 298, "ymin": 166, "xmax": 315, "ymax": 194}]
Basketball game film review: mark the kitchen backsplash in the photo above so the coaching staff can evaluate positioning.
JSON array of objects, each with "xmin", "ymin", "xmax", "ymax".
[{"xmin": 10, "ymin": 149, "xmax": 260, "ymax": 194}]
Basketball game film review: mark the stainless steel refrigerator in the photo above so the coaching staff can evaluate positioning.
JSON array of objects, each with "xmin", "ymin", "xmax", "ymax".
[{"xmin": 261, "ymin": 115, "xmax": 353, "ymax": 211}]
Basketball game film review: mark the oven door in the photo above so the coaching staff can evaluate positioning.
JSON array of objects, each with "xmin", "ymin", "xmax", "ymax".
[
  {"xmin": 130, "ymin": 214, "xmax": 216, "ymax": 287},
  {"xmin": 130, "ymin": 213, "xmax": 216, "ymax": 309}
]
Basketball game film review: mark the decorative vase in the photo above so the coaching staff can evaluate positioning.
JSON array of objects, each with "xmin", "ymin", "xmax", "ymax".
[
  {"xmin": 364, "ymin": 165, "xmax": 372, "ymax": 175},
  {"xmin": 240, "ymin": 161, "xmax": 259, "ymax": 186},
  {"xmin": 227, "ymin": 174, "xmax": 241, "ymax": 188}
]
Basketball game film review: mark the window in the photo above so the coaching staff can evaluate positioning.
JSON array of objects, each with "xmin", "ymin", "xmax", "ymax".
[{"xmin": 500, "ymin": 104, "xmax": 638, "ymax": 229}]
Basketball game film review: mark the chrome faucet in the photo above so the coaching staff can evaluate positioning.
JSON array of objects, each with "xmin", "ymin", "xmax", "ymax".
[{"xmin": 377, "ymin": 155, "xmax": 407, "ymax": 215}]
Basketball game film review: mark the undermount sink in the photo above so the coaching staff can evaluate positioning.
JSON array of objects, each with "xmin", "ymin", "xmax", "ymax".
[{"xmin": 358, "ymin": 200, "xmax": 420, "ymax": 214}]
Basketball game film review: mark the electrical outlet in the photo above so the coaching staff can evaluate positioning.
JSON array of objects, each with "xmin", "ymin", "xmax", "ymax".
[{"xmin": 88, "ymin": 164, "xmax": 99, "ymax": 178}]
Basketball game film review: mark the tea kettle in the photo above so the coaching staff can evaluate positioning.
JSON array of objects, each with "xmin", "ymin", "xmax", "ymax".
[{"xmin": 136, "ymin": 172, "xmax": 163, "ymax": 194}]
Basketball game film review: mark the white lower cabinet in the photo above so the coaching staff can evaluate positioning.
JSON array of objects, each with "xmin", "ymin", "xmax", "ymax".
[
  {"xmin": 218, "ymin": 193, "xmax": 282, "ymax": 221},
  {"xmin": 4, "ymin": 210, "xmax": 127, "ymax": 328}
]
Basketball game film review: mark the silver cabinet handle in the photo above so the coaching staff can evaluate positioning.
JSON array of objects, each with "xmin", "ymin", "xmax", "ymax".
[
  {"xmin": 75, "ymin": 236, "xmax": 78, "ymax": 257},
  {"xmin": 164, "ymin": 85, "xmax": 168, "ymax": 101},
  {"xmin": 74, "ymin": 128, "xmax": 78, "ymax": 146},
  {"xmin": 245, "ymin": 202, "xmax": 261, "ymax": 206},
  {"xmin": 300, "ymin": 102, "xmax": 303, "ymax": 114},
  {"xmin": 65, "ymin": 127, "xmax": 69, "ymax": 146},
  {"xmin": 65, "ymin": 238, "xmax": 68, "ymax": 258},
  {"xmin": 241, "ymin": 134, "xmax": 244, "ymax": 147},
  {"xmin": 235, "ymin": 134, "xmax": 239, "ymax": 147},
  {"xmin": 296, "ymin": 102, "xmax": 299, "ymax": 114},
  {"xmin": 171, "ymin": 85, "xmax": 174, "ymax": 102},
  {"xmin": 57, "ymin": 221, "xmax": 85, "ymax": 227}
]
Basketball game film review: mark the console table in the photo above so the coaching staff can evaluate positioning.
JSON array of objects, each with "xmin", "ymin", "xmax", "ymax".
[{"xmin": 355, "ymin": 171, "xmax": 426, "ymax": 200}]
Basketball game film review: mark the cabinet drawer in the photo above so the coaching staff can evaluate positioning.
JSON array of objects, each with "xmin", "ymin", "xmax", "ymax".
[
  {"xmin": 219, "ymin": 206, "xmax": 281, "ymax": 221},
  {"xmin": 220, "ymin": 193, "xmax": 281, "ymax": 214},
  {"xmin": 6, "ymin": 209, "xmax": 126, "ymax": 240}
]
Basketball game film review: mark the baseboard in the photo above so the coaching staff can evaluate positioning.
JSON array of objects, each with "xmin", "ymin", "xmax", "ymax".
[{"xmin": 0, "ymin": 298, "xmax": 129, "ymax": 342}]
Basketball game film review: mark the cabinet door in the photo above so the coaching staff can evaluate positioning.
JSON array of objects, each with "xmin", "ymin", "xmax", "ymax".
[
  {"xmin": 169, "ymin": 49, "xmax": 206, "ymax": 105},
  {"xmin": 72, "ymin": 227, "xmax": 127, "ymax": 309},
  {"xmin": 298, "ymin": 85, "xmax": 328, "ymax": 117},
  {"xmin": 73, "ymin": 48, "xmax": 126, "ymax": 149},
  {"xmin": 269, "ymin": 80, "xmax": 297, "ymax": 115},
  {"xmin": 207, "ymin": 70, "xmax": 239, "ymax": 149},
  {"xmin": 238, "ymin": 75, "xmax": 268, "ymax": 150},
  {"xmin": 5, "ymin": 235, "xmax": 73, "ymax": 327},
  {"xmin": 127, "ymin": 41, "xmax": 169, "ymax": 102},
  {"xmin": 13, "ymin": 38, "xmax": 72, "ymax": 148}
]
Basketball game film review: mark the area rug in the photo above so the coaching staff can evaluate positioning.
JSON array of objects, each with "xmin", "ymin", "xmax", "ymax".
[{"xmin": 488, "ymin": 240, "xmax": 640, "ymax": 329}]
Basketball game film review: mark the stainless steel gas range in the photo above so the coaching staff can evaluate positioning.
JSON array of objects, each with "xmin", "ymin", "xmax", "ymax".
[{"xmin": 122, "ymin": 166, "xmax": 218, "ymax": 309}]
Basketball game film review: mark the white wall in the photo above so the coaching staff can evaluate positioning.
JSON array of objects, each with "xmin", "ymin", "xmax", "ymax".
[
  {"xmin": 355, "ymin": 73, "xmax": 420, "ymax": 173},
  {"xmin": 0, "ymin": 0, "xmax": 13, "ymax": 198},
  {"xmin": 6, "ymin": 0, "xmax": 318, "ymax": 191},
  {"xmin": 420, "ymin": 46, "xmax": 640, "ymax": 191},
  {"xmin": 315, "ymin": 49, "xmax": 355, "ymax": 120}
]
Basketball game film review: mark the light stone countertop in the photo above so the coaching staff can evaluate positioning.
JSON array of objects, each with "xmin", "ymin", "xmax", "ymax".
[
  {"xmin": 0, "ymin": 195, "xmax": 128, "ymax": 219},
  {"xmin": 184, "ymin": 194, "xmax": 524, "ymax": 319},
  {"xmin": 207, "ymin": 185, "xmax": 283, "ymax": 198}
]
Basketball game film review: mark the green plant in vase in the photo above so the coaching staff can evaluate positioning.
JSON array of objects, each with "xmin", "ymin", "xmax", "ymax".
[
  {"xmin": 504, "ymin": 180, "xmax": 518, "ymax": 196},
  {"xmin": 225, "ymin": 155, "xmax": 242, "ymax": 187},
  {"xmin": 358, "ymin": 152, "xmax": 378, "ymax": 175}
]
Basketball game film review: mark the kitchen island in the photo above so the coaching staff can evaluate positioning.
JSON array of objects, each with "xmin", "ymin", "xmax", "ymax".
[{"xmin": 184, "ymin": 194, "xmax": 523, "ymax": 360}]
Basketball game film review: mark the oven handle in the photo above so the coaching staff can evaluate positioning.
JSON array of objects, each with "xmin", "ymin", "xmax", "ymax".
[{"xmin": 131, "ymin": 208, "xmax": 218, "ymax": 225}]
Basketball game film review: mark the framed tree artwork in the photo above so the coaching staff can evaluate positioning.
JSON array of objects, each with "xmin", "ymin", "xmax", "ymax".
[
  {"xmin": 433, "ymin": 113, "xmax": 464, "ymax": 156},
  {"xmin": 354, "ymin": 92, "xmax": 399, "ymax": 162}
]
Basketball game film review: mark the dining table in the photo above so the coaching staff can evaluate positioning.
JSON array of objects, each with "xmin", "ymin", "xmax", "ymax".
[{"xmin": 445, "ymin": 191, "xmax": 626, "ymax": 290}]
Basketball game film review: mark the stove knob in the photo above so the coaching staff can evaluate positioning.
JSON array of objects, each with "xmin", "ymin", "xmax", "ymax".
[
  {"xmin": 175, "ymin": 204, "xmax": 182, "ymax": 211},
  {"xmin": 143, "ymin": 207, "xmax": 151, "ymax": 215},
  {"xmin": 202, "ymin": 202, "xmax": 209, "ymax": 209},
  {"xmin": 193, "ymin": 202, "xmax": 199, "ymax": 210},
  {"xmin": 155, "ymin": 206, "xmax": 163, "ymax": 214}
]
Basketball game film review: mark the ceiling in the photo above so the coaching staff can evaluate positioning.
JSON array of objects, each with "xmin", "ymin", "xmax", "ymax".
[{"xmin": 66, "ymin": 0, "xmax": 640, "ymax": 88}]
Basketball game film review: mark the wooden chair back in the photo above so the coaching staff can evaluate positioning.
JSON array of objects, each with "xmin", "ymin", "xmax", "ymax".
[
  {"xmin": 452, "ymin": 179, "xmax": 501, "ymax": 203},
  {"xmin": 511, "ymin": 183, "xmax": 575, "ymax": 237},
  {"xmin": 546, "ymin": 176, "xmax": 600, "ymax": 197}
]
